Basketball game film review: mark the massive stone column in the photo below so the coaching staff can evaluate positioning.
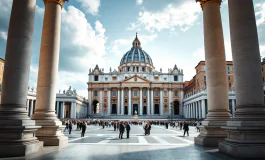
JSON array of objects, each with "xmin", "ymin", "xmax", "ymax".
[
  {"xmin": 219, "ymin": 0, "xmax": 265, "ymax": 158},
  {"xmin": 88, "ymin": 88, "xmax": 92, "ymax": 115},
  {"xmin": 201, "ymin": 99, "xmax": 206, "ymax": 118},
  {"xmin": 117, "ymin": 88, "xmax": 120, "ymax": 115},
  {"xmin": 195, "ymin": 0, "xmax": 231, "ymax": 147},
  {"xmin": 32, "ymin": 0, "xmax": 68, "ymax": 146},
  {"xmin": 71, "ymin": 101, "xmax": 76, "ymax": 118},
  {"xmin": 108, "ymin": 88, "xmax": 111, "ymax": 115},
  {"xmin": 121, "ymin": 88, "xmax": 124, "ymax": 115},
  {"xmin": 147, "ymin": 88, "xmax": 150, "ymax": 115},
  {"xmin": 128, "ymin": 87, "xmax": 132, "ymax": 115},
  {"xmin": 56, "ymin": 101, "xmax": 59, "ymax": 117},
  {"xmin": 160, "ymin": 88, "xmax": 163, "ymax": 115},
  {"xmin": 231, "ymin": 99, "xmax": 235, "ymax": 117},
  {"xmin": 140, "ymin": 87, "xmax": 143, "ymax": 115},
  {"xmin": 0, "ymin": 0, "xmax": 43, "ymax": 157},
  {"xmin": 168, "ymin": 88, "xmax": 172, "ymax": 115},
  {"xmin": 151, "ymin": 88, "xmax": 154, "ymax": 115},
  {"xmin": 100, "ymin": 89, "xmax": 103, "ymax": 115}
]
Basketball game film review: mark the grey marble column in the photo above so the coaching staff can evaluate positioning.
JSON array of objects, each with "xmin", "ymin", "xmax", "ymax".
[
  {"xmin": 128, "ymin": 87, "xmax": 132, "ymax": 115},
  {"xmin": 70, "ymin": 101, "xmax": 76, "ymax": 119},
  {"xmin": 168, "ymin": 88, "xmax": 172, "ymax": 115},
  {"xmin": 195, "ymin": 0, "xmax": 231, "ymax": 147},
  {"xmin": 121, "ymin": 88, "xmax": 124, "ymax": 115},
  {"xmin": 140, "ymin": 88, "xmax": 143, "ymax": 115},
  {"xmin": 88, "ymin": 89, "xmax": 92, "ymax": 115},
  {"xmin": 117, "ymin": 88, "xmax": 120, "ymax": 115},
  {"xmin": 151, "ymin": 88, "xmax": 154, "ymax": 115},
  {"xmin": 100, "ymin": 89, "xmax": 103, "ymax": 115},
  {"xmin": 108, "ymin": 88, "xmax": 111, "ymax": 115},
  {"xmin": 160, "ymin": 88, "xmax": 163, "ymax": 115},
  {"xmin": 31, "ymin": 0, "xmax": 68, "ymax": 146},
  {"xmin": 0, "ymin": 0, "xmax": 43, "ymax": 157},
  {"xmin": 56, "ymin": 101, "xmax": 59, "ymax": 117},
  {"xmin": 201, "ymin": 99, "xmax": 206, "ymax": 118},
  {"xmin": 219, "ymin": 1, "xmax": 265, "ymax": 158},
  {"xmin": 147, "ymin": 88, "xmax": 150, "ymax": 115}
]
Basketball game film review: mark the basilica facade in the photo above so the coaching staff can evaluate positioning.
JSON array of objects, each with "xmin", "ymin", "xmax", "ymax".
[{"xmin": 87, "ymin": 34, "xmax": 184, "ymax": 117}]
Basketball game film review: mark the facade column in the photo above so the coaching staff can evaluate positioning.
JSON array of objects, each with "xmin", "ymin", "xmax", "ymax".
[
  {"xmin": 188, "ymin": 104, "xmax": 191, "ymax": 118},
  {"xmin": 140, "ymin": 88, "xmax": 143, "ymax": 115},
  {"xmin": 168, "ymin": 88, "xmax": 172, "ymax": 115},
  {"xmin": 121, "ymin": 88, "xmax": 124, "ymax": 115},
  {"xmin": 88, "ymin": 89, "xmax": 92, "ymax": 115},
  {"xmin": 160, "ymin": 88, "xmax": 163, "ymax": 115},
  {"xmin": 108, "ymin": 88, "xmax": 111, "ymax": 115},
  {"xmin": 195, "ymin": 0, "xmax": 231, "ymax": 147},
  {"xmin": 201, "ymin": 99, "xmax": 206, "ymax": 119},
  {"xmin": 71, "ymin": 101, "xmax": 76, "ymax": 119},
  {"xmin": 198, "ymin": 101, "xmax": 202, "ymax": 119},
  {"xmin": 56, "ymin": 101, "xmax": 59, "ymax": 117},
  {"xmin": 32, "ymin": 0, "xmax": 68, "ymax": 146},
  {"xmin": 219, "ymin": 1, "xmax": 265, "ymax": 158},
  {"xmin": 117, "ymin": 88, "xmax": 120, "ymax": 115},
  {"xmin": 0, "ymin": 0, "xmax": 43, "ymax": 156},
  {"xmin": 128, "ymin": 87, "xmax": 132, "ymax": 115},
  {"xmin": 100, "ymin": 89, "xmax": 103, "ymax": 115},
  {"xmin": 180, "ymin": 89, "xmax": 184, "ymax": 116},
  {"xmin": 151, "ymin": 88, "xmax": 154, "ymax": 115},
  {"xmin": 30, "ymin": 100, "xmax": 34, "ymax": 117},
  {"xmin": 61, "ymin": 102, "xmax": 65, "ymax": 119},
  {"xmin": 147, "ymin": 88, "xmax": 150, "ymax": 115},
  {"xmin": 231, "ymin": 99, "xmax": 235, "ymax": 118}
]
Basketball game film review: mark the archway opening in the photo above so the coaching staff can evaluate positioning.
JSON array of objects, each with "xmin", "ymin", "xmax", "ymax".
[
  {"xmin": 93, "ymin": 100, "xmax": 98, "ymax": 114},
  {"xmin": 174, "ymin": 101, "xmax": 179, "ymax": 115}
]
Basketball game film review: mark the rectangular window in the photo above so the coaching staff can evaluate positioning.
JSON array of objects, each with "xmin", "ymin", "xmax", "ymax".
[
  {"xmin": 164, "ymin": 91, "xmax": 167, "ymax": 97},
  {"xmin": 125, "ymin": 91, "xmax": 128, "ymax": 97},
  {"xmin": 204, "ymin": 76, "xmax": 206, "ymax": 81},
  {"xmin": 144, "ymin": 91, "xmax": 147, "ymax": 97},
  {"xmin": 94, "ymin": 76, "xmax": 98, "ymax": 81},
  {"xmin": 155, "ymin": 92, "xmax": 159, "ymax": 97},
  {"xmin": 174, "ymin": 91, "xmax": 178, "ymax": 97},
  {"xmin": 94, "ymin": 90, "xmax": 98, "ymax": 97},
  {"xmin": 134, "ymin": 90, "xmax": 138, "ymax": 96},
  {"xmin": 142, "ymin": 67, "xmax": 145, "ymax": 72},
  {"xmin": 228, "ymin": 76, "xmax": 230, "ymax": 80},
  {"xmin": 174, "ymin": 76, "xmax": 178, "ymax": 81},
  {"xmin": 113, "ymin": 91, "xmax": 116, "ymax": 97},
  {"xmin": 227, "ymin": 66, "xmax": 230, "ymax": 71}
]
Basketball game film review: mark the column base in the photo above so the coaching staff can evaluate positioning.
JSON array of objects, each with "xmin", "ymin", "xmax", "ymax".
[
  {"xmin": 35, "ymin": 120, "xmax": 68, "ymax": 146},
  {"xmin": 194, "ymin": 121, "xmax": 227, "ymax": 147},
  {"xmin": 0, "ymin": 119, "xmax": 43, "ymax": 157},
  {"xmin": 219, "ymin": 120, "xmax": 265, "ymax": 158}
]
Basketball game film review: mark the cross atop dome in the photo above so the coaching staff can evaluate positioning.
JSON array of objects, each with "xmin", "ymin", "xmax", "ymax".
[{"xmin": 132, "ymin": 32, "xmax": 141, "ymax": 48}]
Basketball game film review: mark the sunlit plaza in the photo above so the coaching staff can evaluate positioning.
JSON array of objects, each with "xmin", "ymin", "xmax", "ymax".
[{"xmin": 1, "ymin": 0, "xmax": 265, "ymax": 159}]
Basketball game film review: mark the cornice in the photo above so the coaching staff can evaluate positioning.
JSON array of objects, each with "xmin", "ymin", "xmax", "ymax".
[
  {"xmin": 43, "ymin": 0, "xmax": 68, "ymax": 8},
  {"xmin": 196, "ymin": 0, "xmax": 222, "ymax": 10}
]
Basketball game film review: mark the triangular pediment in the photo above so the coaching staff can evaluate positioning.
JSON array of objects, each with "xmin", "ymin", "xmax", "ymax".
[{"xmin": 122, "ymin": 75, "xmax": 150, "ymax": 83}]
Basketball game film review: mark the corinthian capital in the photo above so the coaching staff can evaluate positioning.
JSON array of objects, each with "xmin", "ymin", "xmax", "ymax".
[
  {"xmin": 196, "ymin": 0, "xmax": 222, "ymax": 9},
  {"xmin": 43, "ymin": 0, "xmax": 68, "ymax": 8}
]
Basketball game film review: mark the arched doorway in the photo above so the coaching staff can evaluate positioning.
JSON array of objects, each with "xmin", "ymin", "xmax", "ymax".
[
  {"xmin": 154, "ymin": 104, "xmax": 160, "ymax": 114},
  {"xmin": 93, "ymin": 100, "xmax": 98, "ymax": 114},
  {"xmin": 174, "ymin": 101, "xmax": 179, "ymax": 115},
  {"xmin": 112, "ymin": 104, "xmax": 117, "ymax": 114},
  {"xmin": 133, "ymin": 104, "xmax": 138, "ymax": 115}
]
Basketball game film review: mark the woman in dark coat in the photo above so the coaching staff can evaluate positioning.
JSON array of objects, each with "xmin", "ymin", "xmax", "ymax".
[
  {"xmin": 119, "ymin": 122, "xmax": 125, "ymax": 139},
  {"xmin": 145, "ymin": 121, "xmax": 151, "ymax": 135},
  {"xmin": 69, "ymin": 121, "xmax": 72, "ymax": 134},
  {"xmin": 183, "ymin": 121, "xmax": 189, "ymax": 136}
]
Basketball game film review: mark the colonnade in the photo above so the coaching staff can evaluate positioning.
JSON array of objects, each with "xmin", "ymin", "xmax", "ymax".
[
  {"xmin": 195, "ymin": 0, "xmax": 265, "ymax": 158},
  {"xmin": 184, "ymin": 99, "xmax": 206, "ymax": 119},
  {"xmin": 0, "ymin": 0, "xmax": 68, "ymax": 157},
  {"xmin": 55, "ymin": 100, "xmax": 88, "ymax": 119},
  {"xmin": 89, "ymin": 87, "xmax": 182, "ymax": 116},
  {"xmin": 26, "ymin": 99, "xmax": 36, "ymax": 117}
]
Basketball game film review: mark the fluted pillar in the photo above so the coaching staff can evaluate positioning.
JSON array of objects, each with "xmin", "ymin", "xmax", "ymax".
[
  {"xmin": 32, "ymin": 0, "xmax": 68, "ymax": 146},
  {"xmin": 56, "ymin": 101, "xmax": 59, "ymax": 117},
  {"xmin": 0, "ymin": 0, "xmax": 43, "ymax": 156},
  {"xmin": 30, "ymin": 99, "xmax": 34, "ymax": 117},
  {"xmin": 201, "ymin": 99, "xmax": 206, "ymax": 118},
  {"xmin": 219, "ymin": 1, "xmax": 265, "ymax": 158},
  {"xmin": 100, "ymin": 89, "xmax": 103, "ymax": 115},
  {"xmin": 168, "ymin": 88, "xmax": 172, "ymax": 115},
  {"xmin": 128, "ymin": 87, "xmax": 132, "ymax": 115},
  {"xmin": 151, "ymin": 88, "xmax": 154, "ymax": 115},
  {"xmin": 117, "ymin": 88, "xmax": 120, "ymax": 115},
  {"xmin": 71, "ymin": 101, "xmax": 76, "ymax": 119},
  {"xmin": 88, "ymin": 88, "xmax": 92, "ymax": 115},
  {"xmin": 147, "ymin": 88, "xmax": 150, "ymax": 115},
  {"xmin": 140, "ymin": 88, "xmax": 143, "ymax": 115},
  {"xmin": 108, "ymin": 88, "xmax": 111, "ymax": 115},
  {"xmin": 160, "ymin": 88, "xmax": 163, "ymax": 115},
  {"xmin": 195, "ymin": 0, "xmax": 231, "ymax": 147},
  {"xmin": 121, "ymin": 88, "xmax": 124, "ymax": 115}
]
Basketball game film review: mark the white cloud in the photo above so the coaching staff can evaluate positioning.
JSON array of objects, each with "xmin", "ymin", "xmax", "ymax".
[
  {"xmin": 255, "ymin": 2, "xmax": 265, "ymax": 26},
  {"xmin": 137, "ymin": 0, "xmax": 143, "ymax": 6},
  {"xmin": 128, "ymin": 1, "xmax": 201, "ymax": 32},
  {"xmin": 0, "ymin": 32, "xmax": 7, "ymax": 40},
  {"xmin": 260, "ymin": 45, "xmax": 265, "ymax": 57},
  {"xmin": 76, "ymin": 0, "xmax": 100, "ymax": 15},
  {"xmin": 192, "ymin": 47, "xmax": 205, "ymax": 60}
]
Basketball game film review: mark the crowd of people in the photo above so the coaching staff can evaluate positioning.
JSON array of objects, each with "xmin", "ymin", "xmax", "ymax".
[{"xmin": 60, "ymin": 119, "xmax": 201, "ymax": 138}]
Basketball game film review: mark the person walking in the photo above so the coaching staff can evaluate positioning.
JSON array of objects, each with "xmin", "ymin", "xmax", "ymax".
[
  {"xmin": 126, "ymin": 122, "xmax": 131, "ymax": 139},
  {"xmin": 183, "ymin": 121, "xmax": 189, "ymax": 136},
  {"xmin": 196, "ymin": 121, "xmax": 200, "ymax": 132},
  {"xmin": 64, "ymin": 121, "xmax": 69, "ymax": 132},
  {"xmin": 114, "ymin": 122, "xmax": 117, "ymax": 131},
  {"xmin": 81, "ymin": 121, "xmax": 87, "ymax": 137},
  {"xmin": 145, "ymin": 121, "xmax": 151, "ymax": 135},
  {"xmin": 180, "ymin": 121, "xmax": 183, "ymax": 130},
  {"xmin": 119, "ymin": 122, "xmax": 125, "ymax": 139},
  {"xmin": 69, "ymin": 121, "xmax": 72, "ymax": 134}
]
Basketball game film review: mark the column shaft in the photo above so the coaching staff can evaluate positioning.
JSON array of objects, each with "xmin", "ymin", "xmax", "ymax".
[
  {"xmin": 0, "ymin": 0, "xmax": 43, "ymax": 156},
  {"xmin": 151, "ymin": 88, "xmax": 154, "ymax": 115},
  {"xmin": 128, "ymin": 88, "xmax": 131, "ymax": 115},
  {"xmin": 71, "ymin": 101, "xmax": 76, "ymax": 119},
  {"xmin": 140, "ymin": 88, "xmax": 143, "ymax": 115},
  {"xmin": 108, "ymin": 89, "xmax": 111, "ymax": 115},
  {"xmin": 168, "ymin": 89, "xmax": 172, "ymax": 115},
  {"xmin": 100, "ymin": 89, "xmax": 103, "ymax": 115},
  {"xmin": 121, "ymin": 88, "xmax": 124, "ymax": 115},
  {"xmin": 118, "ymin": 88, "xmax": 120, "ymax": 115},
  {"xmin": 160, "ymin": 89, "xmax": 163, "ymax": 115},
  {"xmin": 147, "ymin": 88, "xmax": 150, "ymax": 115}
]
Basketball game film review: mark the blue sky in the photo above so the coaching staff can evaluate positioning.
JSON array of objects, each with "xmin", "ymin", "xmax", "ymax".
[{"xmin": 0, "ymin": 0, "xmax": 265, "ymax": 98}]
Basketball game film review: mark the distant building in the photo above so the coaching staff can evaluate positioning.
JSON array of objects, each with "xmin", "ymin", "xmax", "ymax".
[{"xmin": 87, "ymin": 34, "xmax": 185, "ymax": 118}]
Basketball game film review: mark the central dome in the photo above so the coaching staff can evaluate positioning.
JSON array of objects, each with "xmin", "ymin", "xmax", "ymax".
[{"xmin": 120, "ymin": 33, "xmax": 153, "ymax": 66}]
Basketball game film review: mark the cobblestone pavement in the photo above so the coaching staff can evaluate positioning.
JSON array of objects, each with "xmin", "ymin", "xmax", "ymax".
[{"xmin": 8, "ymin": 125, "xmax": 238, "ymax": 160}]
